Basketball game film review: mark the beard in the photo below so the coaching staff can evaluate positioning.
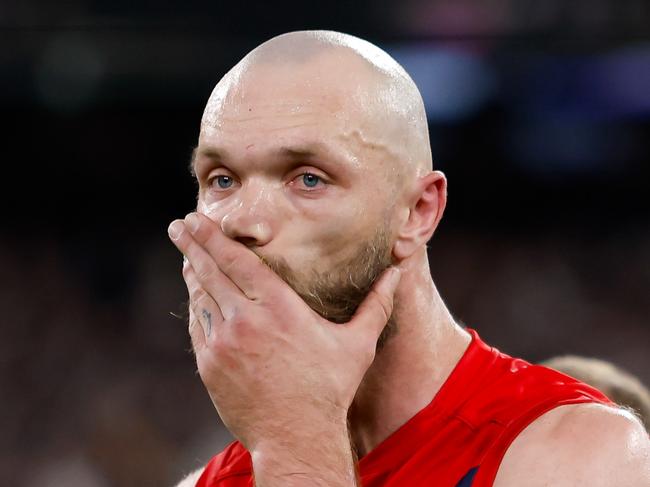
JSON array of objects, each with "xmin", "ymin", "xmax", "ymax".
[{"xmin": 256, "ymin": 227, "xmax": 398, "ymax": 352}]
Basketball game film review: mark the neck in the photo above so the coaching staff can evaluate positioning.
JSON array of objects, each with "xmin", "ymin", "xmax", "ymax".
[{"xmin": 347, "ymin": 249, "xmax": 471, "ymax": 458}]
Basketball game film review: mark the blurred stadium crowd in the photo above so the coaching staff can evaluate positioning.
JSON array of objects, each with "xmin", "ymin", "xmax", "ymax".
[{"xmin": 1, "ymin": 0, "xmax": 649, "ymax": 485}]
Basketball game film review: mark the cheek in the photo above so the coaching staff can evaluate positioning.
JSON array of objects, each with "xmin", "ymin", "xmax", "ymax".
[
  {"xmin": 197, "ymin": 199, "xmax": 224, "ymax": 225},
  {"xmin": 197, "ymin": 197, "xmax": 243, "ymax": 226},
  {"xmin": 288, "ymin": 204, "xmax": 378, "ymax": 268},
  {"xmin": 197, "ymin": 190, "xmax": 381, "ymax": 272}
]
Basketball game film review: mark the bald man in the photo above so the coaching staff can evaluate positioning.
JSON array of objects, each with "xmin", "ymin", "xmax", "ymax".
[{"xmin": 168, "ymin": 31, "xmax": 650, "ymax": 486}]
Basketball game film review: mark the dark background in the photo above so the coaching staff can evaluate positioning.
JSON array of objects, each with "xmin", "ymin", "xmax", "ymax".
[{"xmin": 1, "ymin": 1, "xmax": 649, "ymax": 485}]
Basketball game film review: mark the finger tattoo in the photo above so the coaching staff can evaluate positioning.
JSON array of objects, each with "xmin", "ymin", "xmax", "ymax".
[{"xmin": 201, "ymin": 308, "xmax": 212, "ymax": 337}]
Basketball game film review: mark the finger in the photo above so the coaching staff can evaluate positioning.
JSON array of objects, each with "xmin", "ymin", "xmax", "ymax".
[
  {"xmin": 169, "ymin": 219, "xmax": 245, "ymax": 318},
  {"xmin": 187, "ymin": 306, "xmax": 206, "ymax": 353},
  {"xmin": 185, "ymin": 261, "xmax": 224, "ymax": 348},
  {"xmin": 183, "ymin": 212, "xmax": 282, "ymax": 300},
  {"xmin": 347, "ymin": 267, "xmax": 401, "ymax": 342}
]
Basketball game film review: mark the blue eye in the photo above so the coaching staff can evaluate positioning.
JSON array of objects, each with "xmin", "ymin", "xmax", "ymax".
[
  {"xmin": 302, "ymin": 173, "xmax": 320, "ymax": 188},
  {"xmin": 214, "ymin": 175, "xmax": 233, "ymax": 189}
]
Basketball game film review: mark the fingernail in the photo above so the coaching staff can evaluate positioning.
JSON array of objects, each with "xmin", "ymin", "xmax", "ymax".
[
  {"xmin": 185, "ymin": 213, "xmax": 200, "ymax": 234},
  {"xmin": 168, "ymin": 220, "xmax": 184, "ymax": 240}
]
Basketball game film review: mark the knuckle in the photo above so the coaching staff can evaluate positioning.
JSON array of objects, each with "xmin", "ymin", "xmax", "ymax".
[
  {"xmin": 188, "ymin": 316, "xmax": 198, "ymax": 333},
  {"xmin": 212, "ymin": 334, "xmax": 230, "ymax": 355},
  {"xmin": 205, "ymin": 232, "xmax": 221, "ymax": 253},
  {"xmin": 193, "ymin": 221, "xmax": 210, "ymax": 242},
  {"xmin": 226, "ymin": 308, "xmax": 257, "ymax": 338},
  {"xmin": 182, "ymin": 259, "xmax": 196, "ymax": 281},
  {"xmin": 237, "ymin": 266, "xmax": 256, "ymax": 285},
  {"xmin": 219, "ymin": 248, "xmax": 239, "ymax": 265},
  {"xmin": 216, "ymin": 247, "xmax": 240, "ymax": 271},
  {"xmin": 189, "ymin": 316, "xmax": 205, "ymax": 339},
  {"xmin": 189, "ymin": 286, "xmax": 208, "ymax": 305},
  {"xmin": 195, "ymin": 263, "xmax": 215, "ymax": 283},
  {"xmin": 228, "ymin": 311, "xmax": 250, "ymax": 331},
  {"xmin": 213, "ymin": 329, "xmax": 242, "ymax": 360},
  {"xmin": 195, "ymin": 284, "xmax": 208, "ymax": 298}
]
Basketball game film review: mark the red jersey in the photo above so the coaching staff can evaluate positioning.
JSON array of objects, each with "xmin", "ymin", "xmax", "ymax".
[{"xmin": 195, "ymin": 329, "xmax": 611, "ymax": 486}]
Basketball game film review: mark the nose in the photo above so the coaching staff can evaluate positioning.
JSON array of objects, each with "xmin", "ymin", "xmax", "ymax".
[{"xmin": 219, "ymin": 187, "xmax": 274, "ymax": 248}]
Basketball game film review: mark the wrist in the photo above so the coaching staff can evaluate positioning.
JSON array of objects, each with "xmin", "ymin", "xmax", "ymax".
[{"xmin": 251, "ymin": 423, "xmax": 358, "ymax": 487}]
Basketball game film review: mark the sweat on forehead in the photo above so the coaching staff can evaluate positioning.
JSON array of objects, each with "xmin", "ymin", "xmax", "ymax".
[{"xmin": 200, "ymin": 30, "xmax": 433, "ymax": 175}]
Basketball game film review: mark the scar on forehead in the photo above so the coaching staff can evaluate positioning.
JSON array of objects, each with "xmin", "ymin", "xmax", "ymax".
[{"xmin": 339, "ymin": 129, "xmax": 401, "ymax": 161}]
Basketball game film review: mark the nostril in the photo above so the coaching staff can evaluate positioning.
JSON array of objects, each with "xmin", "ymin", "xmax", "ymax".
[{"xmin": 235, "ymin": 236, "xmax": 258, "ymax": 248}]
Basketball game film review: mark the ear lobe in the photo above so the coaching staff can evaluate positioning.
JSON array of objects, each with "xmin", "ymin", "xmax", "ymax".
[{"xmin": 392, "ymin": 171, "xmax": 447, "ymax": 261}]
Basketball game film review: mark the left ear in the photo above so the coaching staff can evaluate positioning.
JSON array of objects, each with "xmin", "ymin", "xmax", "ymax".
[{"xmin": 392, "ymin": 171, "xmax": 447, "ymax": 261}]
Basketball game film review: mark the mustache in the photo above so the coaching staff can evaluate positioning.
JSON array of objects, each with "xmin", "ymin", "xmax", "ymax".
[
  {"xmin": 252, "ymin": 237, "xmax": 393, "ymax": 324},
  {"xmin": 255, "ymin": 252, "xmax": 362, "ymax": 323}
]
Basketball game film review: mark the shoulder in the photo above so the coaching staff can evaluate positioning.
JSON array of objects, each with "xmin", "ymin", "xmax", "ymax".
[{"xmin": 494, "ymin": 402, "xmax": 650, "ymax": 486}]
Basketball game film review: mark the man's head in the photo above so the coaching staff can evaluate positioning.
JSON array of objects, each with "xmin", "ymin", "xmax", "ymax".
[{"xmin": 191, "ymin": 31, "xmax": 446, "ymax": 345}]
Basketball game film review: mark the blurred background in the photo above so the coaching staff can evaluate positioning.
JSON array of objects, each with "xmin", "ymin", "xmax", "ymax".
[{"xmin": 1, "ymin": 0, "xmax": 649, "ymax": 485}]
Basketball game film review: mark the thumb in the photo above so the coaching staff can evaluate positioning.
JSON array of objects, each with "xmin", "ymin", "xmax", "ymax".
[{"xmin": 348, "ymin": 267, "xmax": 401, "ymax": 341}]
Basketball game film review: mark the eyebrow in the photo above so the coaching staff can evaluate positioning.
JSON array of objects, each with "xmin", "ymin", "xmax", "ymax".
[
  {"xmin": 277, "ymin": 146, "xmax": 318, "ymax": 162},
  {"xmin": 189, "ymin": 142, "xmax": 338, "ymax": 179},
  {"xmin": 189, "ymin": 146, "xmax": 232, "ymax": 179}
]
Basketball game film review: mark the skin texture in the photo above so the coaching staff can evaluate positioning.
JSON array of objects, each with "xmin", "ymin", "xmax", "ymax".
[
  {"xmin": 494, "ymin": 404, "xmax": 650, "ymax": 486},
  {"xmin": 170, "ymin": 31, "xmax": 650, "ymax": 486}
]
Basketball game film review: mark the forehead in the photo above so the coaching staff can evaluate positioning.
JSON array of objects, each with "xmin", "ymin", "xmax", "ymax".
[
  {"xmin": 199, "ymin": 72, "xmax": 377, "ymax": 169},
  {"xmin": 195, "ymin": 51, "xmax": 406, "ymax": 184},
  {"xmin": 197, "ymin": 105, "xmax": 358, "ymax": 173},
  {"xmin": 201, "ymin": 50, "xmax": 375, "ymax": 130}
]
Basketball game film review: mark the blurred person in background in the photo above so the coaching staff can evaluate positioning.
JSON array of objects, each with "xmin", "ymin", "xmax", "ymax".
[
  {"xmin": 168, "ymin": 31, "xmax": 650, "ymax": 486},
  {"xmin": 542, "ymin": 355, "xmax": 650, "ymax": 431}
]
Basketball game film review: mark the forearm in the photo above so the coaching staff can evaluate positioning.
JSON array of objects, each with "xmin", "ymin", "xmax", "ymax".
[{"xmin": 251, "ymin": 423, "xmax": 359, "ymax": 487}]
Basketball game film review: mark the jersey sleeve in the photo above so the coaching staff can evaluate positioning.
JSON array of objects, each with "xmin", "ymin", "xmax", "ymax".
[{"xmin": 195, "ymin": 441, "xmax": 253, "ymax": 487}]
